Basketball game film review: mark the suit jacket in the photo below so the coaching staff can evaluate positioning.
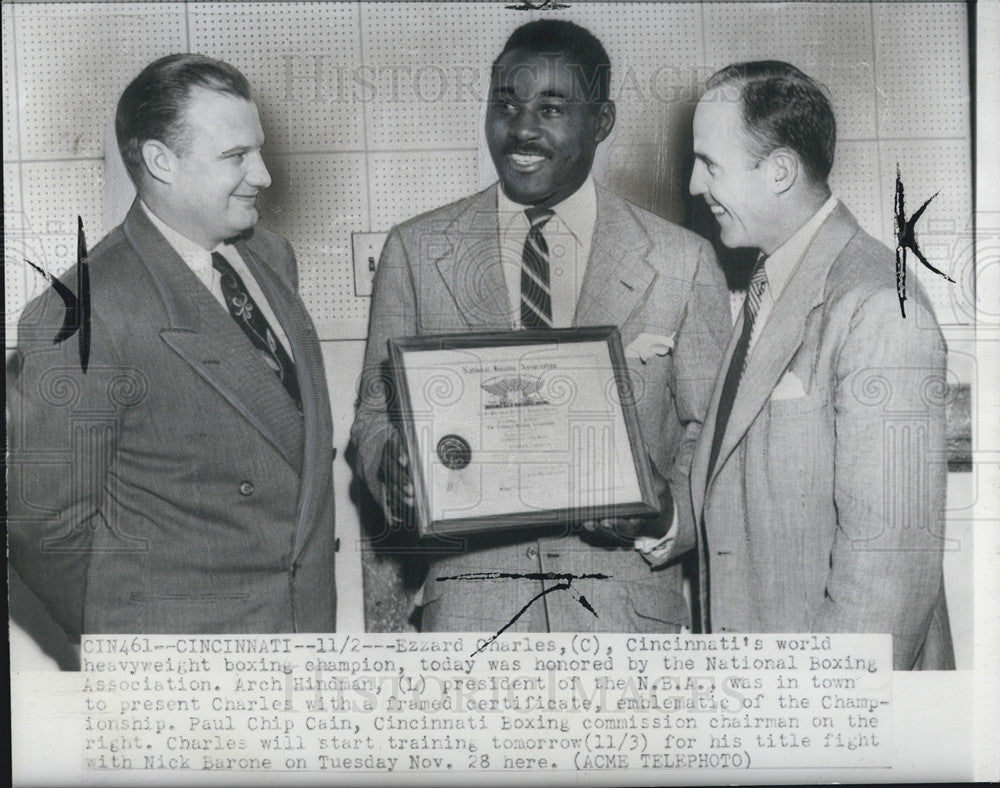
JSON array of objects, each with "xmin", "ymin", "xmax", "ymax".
[
  {"xmin": 350, "ymin": 184, "xmax": 729, "ymax": 632},
  {"xmin": 7, "ymin": 200, "xmax": 336, "ymax": 636},
  {"xmin": 688, "ymin": 202, "xmax": 953, "ymax": 669}
]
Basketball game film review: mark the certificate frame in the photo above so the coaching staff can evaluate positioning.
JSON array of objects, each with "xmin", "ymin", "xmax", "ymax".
[{"xmin": 388, "ymin": 325, "xmax": 660, "ymax": 537}]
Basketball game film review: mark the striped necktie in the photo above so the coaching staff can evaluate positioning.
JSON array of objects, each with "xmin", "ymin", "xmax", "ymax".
[
  {"xmin": 520, "ymin": 207, "xmax": 555, "ymax": 328},
  {"xmin": 705, "ymin": 257, "xmax": 769, "ymax": 483}
]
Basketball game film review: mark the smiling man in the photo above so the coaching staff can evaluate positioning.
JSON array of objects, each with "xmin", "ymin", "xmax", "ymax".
[
  {"xmin": 680, "ymin": 61, "xmax": 953, "ymax": 669},
  {"xmin": 351, "ymin": 20, "xmax": 729, "ymax": 633},
  {"xmin": 8, "ymin": 54, "xmax": 336, "ymax": 636}
]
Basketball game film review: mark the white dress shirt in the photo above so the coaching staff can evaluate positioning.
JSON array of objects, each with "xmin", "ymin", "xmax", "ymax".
[
  {"xmin": 496, "ymin": 177, "xmax": 597, "ymax": 328},
  {"xmin": 141, "ymin": 202, "xmax": 292, "ymax": 357},
  {"xmin": 748, "ymin": 195, "xmax": 838, "ymax": 357}
]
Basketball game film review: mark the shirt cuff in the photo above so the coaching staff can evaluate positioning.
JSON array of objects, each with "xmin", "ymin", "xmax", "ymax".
[{"xmin": 634, "ymin": 500, "xmax": 679, "ymax": 567}]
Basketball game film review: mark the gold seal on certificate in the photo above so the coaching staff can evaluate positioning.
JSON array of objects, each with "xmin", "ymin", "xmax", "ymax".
[
  {"xmin": 436, "ymin": 434, "xmax": 472, "ymax": 470},
  {"xmin": 388, "ymin": 326, "xmax": 660, "ymax": 537}
]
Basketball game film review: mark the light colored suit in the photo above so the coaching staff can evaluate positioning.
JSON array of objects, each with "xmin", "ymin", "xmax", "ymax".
[
  {"xmin": 351, "ymin": 184, "xmax": 729, "ymax": 632},
  {"xmin": 7, "ymin": 200, "xmax": 336, "ymax": 636},
  {"xmin": 688, "ymin": 202, "xmax": 953, "ymax": 669}
]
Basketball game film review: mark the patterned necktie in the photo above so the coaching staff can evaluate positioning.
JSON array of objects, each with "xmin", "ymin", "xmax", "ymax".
[
  {"xmin": 211, "ymin": 252, "xmax": 302, "ymax": 412},
  {"xmin": 520, "ymin": 207, "xmax": 555, "ymax": 328},
  {"xmin": 705, "ymin": 257, "xmax": 768, "ymax": 483}
]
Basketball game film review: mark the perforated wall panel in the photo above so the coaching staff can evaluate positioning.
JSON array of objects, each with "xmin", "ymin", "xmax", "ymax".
[
  {"xmin": 257, "ymin": 152, "xmax": 368, "ymax": 335},
  {"xmin": 20, "ymin": 159, "xmax": 106, "ymax": 280},
  {"xmin": 14, "ymin": 3, "xmax": 186, "ymax": 160},
  {"xmin": 360, "ymin": 3, "xmax": 511, "ymax": 151},
  {"xmin": 3, "ymin": 7, "xmax": 20, "ymax": 161},
  {"xmin": 829, "ymin": 140, "xmax": 883, "ymax": 241},
  {"xmin": 189, "ymin": 2, "xmax": 365, "ymax": 153},
  {"xmin": 4, "ymin": 162, "xmax": 27, "ymax": 344},
  {"xmin": 703, "ymin": 2, "xmax": 877, "ymax": 140},
  {"xmin": 2, "ymin": 2, "xmax": 975, "ymax": 340},
  {"xmin": 873, "ymin": 2, "xmax": 970, "ymax": 139},
  {"xmin": 369, "ymin": 150, "xmax": 479, "ymax": 230}
]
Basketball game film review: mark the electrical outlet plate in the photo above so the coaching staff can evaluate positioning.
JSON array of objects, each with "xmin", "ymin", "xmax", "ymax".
[{"xmin": 351, "ymin": 232, "xmax": 388, "ymax": 297}]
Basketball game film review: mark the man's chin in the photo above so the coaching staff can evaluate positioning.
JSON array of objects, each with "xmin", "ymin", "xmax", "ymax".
[
  {"xmin": 224, "ymin": 217, "xmax": 259, "ymax": 243},
  {"xmin": 498, "ymin": 171, "xmax": 553, "ymax": 206}
]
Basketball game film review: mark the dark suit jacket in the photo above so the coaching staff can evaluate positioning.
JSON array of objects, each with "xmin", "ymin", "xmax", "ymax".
[
  {"xmin": 7, "ymin": 200, "xmax": 336, "ymax": 636},
  {"xmin": 688, "ymin": 202, "xmax": 953, "ymax": 669},
  {"xmin": 350, "ymin": 184, "xmax": 729, "ymax": 632}
]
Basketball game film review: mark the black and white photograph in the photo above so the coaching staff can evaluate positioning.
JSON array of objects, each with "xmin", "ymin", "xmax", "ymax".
[{"xmin": 5, "ymin": 0, "xmax": 998, "ymax": 784}]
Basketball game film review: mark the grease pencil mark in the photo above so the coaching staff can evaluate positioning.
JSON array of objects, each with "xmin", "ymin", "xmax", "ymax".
[
  {"xmin": 21, "ymin": 216, "xmax": 91, "ymax": 372},
  {"xmin": 435, "ymin": 571, "xmax": 609, "ymax": 655},
  {"xmin": 894, "ymin": 164, "xmax": 954, "ymax": 317},
  {"xmin": 505, "ymin": 1, "xmax": 569, "ymax": 10}
]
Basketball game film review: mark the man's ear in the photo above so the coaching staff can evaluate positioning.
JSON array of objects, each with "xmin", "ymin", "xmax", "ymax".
[
  {"xmin": 594, "ymin": 100, "xmax": 616, "ymax": 144},
  {"xmin": 767, "ymin": 148, "xmax": 799, "ymax": 195},
  {"xmin": 141, "ymin": 140, "xmax": 177, "ymax": 185}
]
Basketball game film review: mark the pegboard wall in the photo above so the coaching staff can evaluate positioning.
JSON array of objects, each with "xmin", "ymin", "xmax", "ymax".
[{"xmin": 3, "ymin": 0, "xmax": 974, "ymax": 345}]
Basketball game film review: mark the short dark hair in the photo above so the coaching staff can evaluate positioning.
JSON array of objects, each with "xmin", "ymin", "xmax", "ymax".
[
  {"xmin": 493, "ymin": 19, "xmax": 611, "ymax": 104},
  {"xmin": 115, "ymin": 53, "xmax": 252, "ymax": 184},
  {"xmin": 706, "ymin": 60, "xmax": 836, "ymax": 183}
]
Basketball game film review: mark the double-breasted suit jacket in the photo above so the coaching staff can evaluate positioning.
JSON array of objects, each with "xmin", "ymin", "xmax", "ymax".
[
  {"xmin": 8, "ymin": 201, "xmax": 336, "ymax": 636},
  {"xmin": 351, "ymin": 184, "xmax": 729, "ymax": 632}
]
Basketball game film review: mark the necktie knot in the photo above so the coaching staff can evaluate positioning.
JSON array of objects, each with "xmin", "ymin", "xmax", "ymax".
[
  {"xmin": 744, "ymin": 258, "xmax": 769, "ymax": 321},
  {"xmin": 525, "ymin": 207, "xmax": 554, "ymax": 230}
]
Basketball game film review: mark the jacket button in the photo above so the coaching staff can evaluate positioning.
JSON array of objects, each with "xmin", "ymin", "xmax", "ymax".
[
  {"xmin": 238, "ymin": 481, "xmax": 255, "ymax": 496},
  {"xmin": 526, "ymin": 545, "xmax": 538, "ymax": 559}
]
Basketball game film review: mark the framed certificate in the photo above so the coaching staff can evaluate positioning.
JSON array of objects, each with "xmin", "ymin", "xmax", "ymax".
[{"xmin": 388, "ymin": 326, "xmax": 660, "ymax": 537}]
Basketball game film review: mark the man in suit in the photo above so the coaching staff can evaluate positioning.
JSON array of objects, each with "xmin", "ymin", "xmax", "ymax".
[
  {"xmin": 7, "ymin": 54, "xmax": 336, "ymax": 636},
  {"xmin": 676, "ymin": 60, "xmax": 952, "ymax": 668},
  {"xmin": 350, "ymin": 20, "xmax": 729, "ymax": 632}
]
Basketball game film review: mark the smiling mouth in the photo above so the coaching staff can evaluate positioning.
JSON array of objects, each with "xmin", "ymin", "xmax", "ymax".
[{"xmin": 507, "ymin": 152, "xmax": 548, "ymax": 172}]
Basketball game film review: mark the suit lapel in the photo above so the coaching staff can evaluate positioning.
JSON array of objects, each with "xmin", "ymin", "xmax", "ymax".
[
  {"xmin": 122, "ymin": 201, "xmax": 302, "ymax": 471},
  {"xmin": 700, "ymin": 203, "xmax": 861, "ymax": 498},
  {"xmin": 574, "ymin": 187, "xmax": 656, "ymax": 327},
  {"xmin": 435, "ymin": 185, "xmax": 512, "ymax": 330},
  {"xmin": 690, "ymin": 315, "xmax": 744, "ymax": 517},
  {"xmin": 238, "ymin": 241, "xmax": 334, "ymax": 560}
]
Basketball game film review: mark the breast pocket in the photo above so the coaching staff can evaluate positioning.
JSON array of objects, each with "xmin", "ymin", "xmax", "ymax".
[{"xmin": 762, "ymin": 392, "xmax": 833, "ymax": 500}]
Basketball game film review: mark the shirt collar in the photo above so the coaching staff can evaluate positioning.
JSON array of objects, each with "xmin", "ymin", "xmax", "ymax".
[
  {"xmin": 140, "ymin": 201, "xmax": 219, "ymax": 274},
  {"xmin": 763, "ymin": 195, "xmax": 838, "ymax": 301},
  {"xmin": 496, "ymin": 176, "xmax": 597, "ymax": 246}
]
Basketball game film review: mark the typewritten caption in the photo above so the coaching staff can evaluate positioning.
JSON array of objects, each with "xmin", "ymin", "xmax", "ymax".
[{"xmin": 79, "ymin": 633, "xmax": 890, "ymax": 774}]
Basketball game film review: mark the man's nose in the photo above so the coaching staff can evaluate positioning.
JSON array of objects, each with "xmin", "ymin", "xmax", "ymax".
[
  {"xmin": 247, "ymin": 151, "xmax": 272, "ymax": 188},
  {"xmin": 508, "ymin": 107, "xmax": 541, "ymax": 140},
  {"xmin": 688, "ymin": 160, "xmax": 706, "ymax": 196}
]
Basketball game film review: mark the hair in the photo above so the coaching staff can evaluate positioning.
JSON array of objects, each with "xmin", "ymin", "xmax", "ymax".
[
  {"xmin": 115, "ymin": 53, "xmax": 252, "ymax": 184},
  {"xmin": 493, "ymin": 19, "xmax": 611, "ymax": 104},
  {"xmin": 705, "ymin": 60, "xmax": 836, "ymax": 183}
]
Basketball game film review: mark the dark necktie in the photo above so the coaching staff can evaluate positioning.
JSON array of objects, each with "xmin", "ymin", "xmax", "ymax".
[
  {"xmin": 211, "ymin": 251, "xmax": 302, "ymax": 412},
  {"xmin": 705, "ymin": 258, "xmax": 768, "ymax": 483},
  {"xmin": 521, "ymin": 207, "xmax": 555, "ymax": 328}
]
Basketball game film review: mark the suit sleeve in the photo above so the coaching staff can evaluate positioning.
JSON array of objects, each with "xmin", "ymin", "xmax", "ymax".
[
  {"xmin": 7, "ymin": 290, "xmax": 127, "ymax": 638},
  {"xmin": 668, "ymin": 238, "xmax": 728, "ymax": 556},
  {"xmin": 815, "ymin": 288, "xmax": 948, "ymax": 668},
  {"xmin": 349, "ymin": 227, "xmax": 417, "ymax": 514},
  {"xmin": 640, "ymin": 237, "xmax": 728, "ymax": 566}
]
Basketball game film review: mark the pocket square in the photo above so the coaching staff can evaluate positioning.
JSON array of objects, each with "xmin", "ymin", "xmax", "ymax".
[
  {"xmin": 772, "ymin": 369, "xmax": 807, "ymax": 400},
  {"xmin": 625, "ymin": 332, "xmax": 675, "ymax": 364}
]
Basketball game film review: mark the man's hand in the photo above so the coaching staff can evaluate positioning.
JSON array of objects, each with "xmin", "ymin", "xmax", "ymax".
[
  {"xmin": 581, "ymin": 468, "xmax": 673, "ymax": 544},
  {"xmin": 378, "ymin": 426, "xmax": 415, "ymax": 522}
]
